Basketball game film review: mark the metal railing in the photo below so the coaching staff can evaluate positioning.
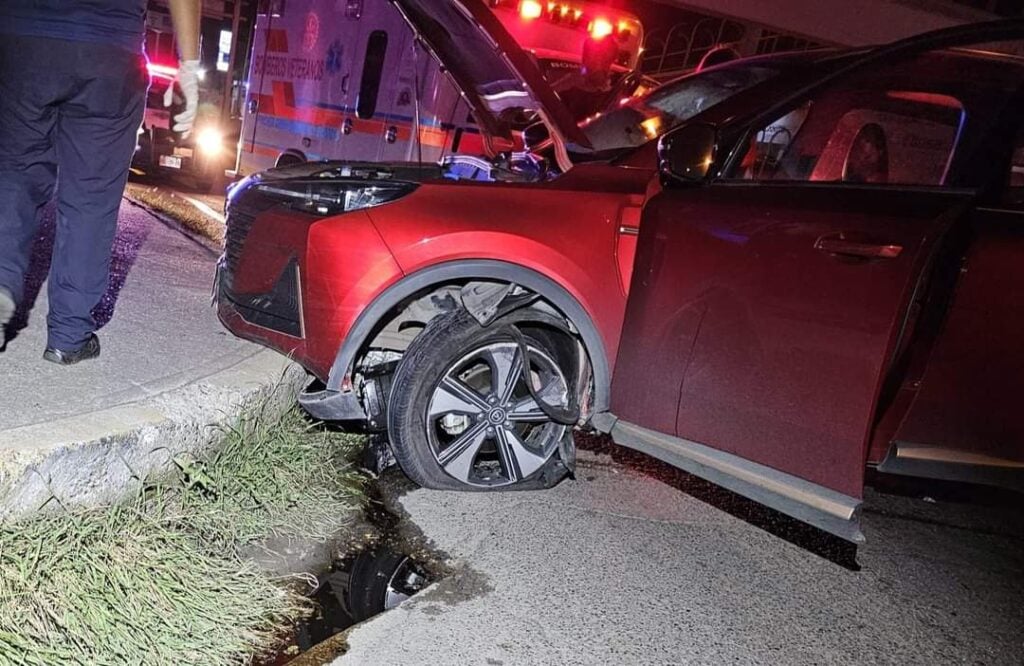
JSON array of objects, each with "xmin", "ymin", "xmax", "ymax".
[
  {"xmin": 641, "ymin": 18, "xmax": 746, "ymax": 79},
  {"xmin": 641, "ymin": 19, "xmax": 824, "ymax": 81}
]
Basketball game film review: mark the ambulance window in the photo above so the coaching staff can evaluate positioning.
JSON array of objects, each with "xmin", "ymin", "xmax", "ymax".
[
  {"xmin": 258, "ymin": 0, "xmax": 286, "ymax": 17},
  {"xmin": 357, "ymin": 31, "xmax": 388, "ymax": 120}
]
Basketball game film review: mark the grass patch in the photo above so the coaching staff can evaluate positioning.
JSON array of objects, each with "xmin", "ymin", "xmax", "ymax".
[
  {"xmin": 123, "ymin": 181, "xmax": 225, "ymax": 245},
  {"xmin": 0, "ymin": 405, "xmax": 366, "ymax": 666}
]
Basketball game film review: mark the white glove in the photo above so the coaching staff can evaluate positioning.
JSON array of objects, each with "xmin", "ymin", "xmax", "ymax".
[{"xmin": 163, "ymin": 59, "xmax": 200, "ymax": 137}]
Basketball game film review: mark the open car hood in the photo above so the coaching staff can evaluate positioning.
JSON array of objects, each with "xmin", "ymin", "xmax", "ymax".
[{"xmin": 392, "ymin": 0, "xmax": 590, "ymax": 147}]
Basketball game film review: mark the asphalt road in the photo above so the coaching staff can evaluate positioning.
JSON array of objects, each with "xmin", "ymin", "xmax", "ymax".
[{"xmin": 333, "ymin": 437, "xmax": 1024, "ymax": 666}]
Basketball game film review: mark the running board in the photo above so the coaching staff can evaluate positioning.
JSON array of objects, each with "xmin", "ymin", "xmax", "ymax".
[
  {"xmin": 878, "ymin": 443, "xmax": 1024, "ymax": 492},
  {"xmin": 609, "ymin": 419, "xmax": 865, "ymax": 543}
]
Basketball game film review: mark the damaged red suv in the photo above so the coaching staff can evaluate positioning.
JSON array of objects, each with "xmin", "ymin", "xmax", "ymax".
[
  {"xmin": 218, "ymin": 3, "xmax": 1024, "ymax": 543},
  {"xmin": 217, "ymin": 1, "xmax": 828, "ymax": 481}
]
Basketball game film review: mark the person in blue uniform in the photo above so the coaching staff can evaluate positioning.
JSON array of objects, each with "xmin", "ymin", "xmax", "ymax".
[{"xmin": 0, "ymin": 0, "xmax": 201, "ymax": 364}]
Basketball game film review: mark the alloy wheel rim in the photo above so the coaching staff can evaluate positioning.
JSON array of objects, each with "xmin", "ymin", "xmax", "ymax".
[{"xmin": 425, "ymin": 340, "xmax": 569, "ymax": 487}]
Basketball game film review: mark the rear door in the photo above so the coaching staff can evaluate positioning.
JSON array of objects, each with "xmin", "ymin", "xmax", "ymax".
[
  {"xmin": 884, "ymin": 114, "xmax": 1024, "ymax": 488},
  {"xmin": 370, "ymin": 24, "xmax": 415, "ymax": 161},
  {"xmin": 611, "ymin": 32, "xmax": 1020, "ymax": 533},
  {"xmin": 241, "ymin": 0, "xmax": 364, "ymax": 171},
  {"xmin": 339, "ymin": 2, "xmax": 393, "ymax": 161}
]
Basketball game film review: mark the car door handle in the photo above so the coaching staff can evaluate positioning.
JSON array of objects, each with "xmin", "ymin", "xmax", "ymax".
[{"xmin": 814, "ymin": 235, "xmax": 903, "ymax": 260}]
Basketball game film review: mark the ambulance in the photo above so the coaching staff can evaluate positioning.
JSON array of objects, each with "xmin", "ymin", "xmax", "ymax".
[{"xmin": 236, "ymin": 0, "xmax": 644, "ymax": 175}]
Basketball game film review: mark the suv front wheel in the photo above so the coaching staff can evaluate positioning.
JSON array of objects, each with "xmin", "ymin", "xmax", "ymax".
[{"xmin": 387, "ymin": 309, "xmax": 576, "ymax": 491}]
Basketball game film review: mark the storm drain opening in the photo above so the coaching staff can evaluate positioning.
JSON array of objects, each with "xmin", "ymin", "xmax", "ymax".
[
  {"xmin": 259, "ymin": 473, "xmax": 447, "ymax": 665},
  {"xmin": 259, "ymin": 548, "xmax": 432, "ymax": 664}
]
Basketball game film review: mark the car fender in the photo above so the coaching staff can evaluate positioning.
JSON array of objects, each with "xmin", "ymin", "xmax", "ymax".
[{"xmin": 321, "ymin": 259, "xmax": 613, "ymax": 414}]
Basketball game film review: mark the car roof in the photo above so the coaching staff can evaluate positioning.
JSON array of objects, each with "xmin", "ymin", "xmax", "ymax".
[{"xmin": 685, "ymin": 42, "xmax": 1023, "ymax": 132}]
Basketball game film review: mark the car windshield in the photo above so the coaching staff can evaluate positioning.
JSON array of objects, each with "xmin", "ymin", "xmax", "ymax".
[{"xmin": 569, "ymin": 61, "xmax": 783, "ymax": 161}]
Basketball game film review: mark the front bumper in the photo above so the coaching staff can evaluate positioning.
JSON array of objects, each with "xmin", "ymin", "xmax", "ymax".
[
  {"xmin": 296, "ymin": 385, "xmax": 368, "ymax": 421},
  {"xmin": 214, "ymin": 183, "xmax": 406, "ymax": 423}
]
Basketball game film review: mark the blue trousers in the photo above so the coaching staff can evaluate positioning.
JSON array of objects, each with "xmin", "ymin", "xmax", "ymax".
[{"xmin": 0, "ymin": 35, "xmax": 146, "ymax": 350}]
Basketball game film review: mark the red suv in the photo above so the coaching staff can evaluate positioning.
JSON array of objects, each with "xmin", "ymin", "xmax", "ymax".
[
  {"xmin": 217, "ymin": 4, "xmax": 1024, "ymax": 542},
  {"xmin": 217, "ymin": 0, "xmax": 829, "ymax": 475}
]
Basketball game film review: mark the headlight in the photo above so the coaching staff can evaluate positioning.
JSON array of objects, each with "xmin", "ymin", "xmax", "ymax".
[
  {"xmin": 254, "ymin": 179, "xmax": 418, "ymax": 216},
  {"xmin": 196, "ymin": 127, "xmax": 224, "ymax": 155}
]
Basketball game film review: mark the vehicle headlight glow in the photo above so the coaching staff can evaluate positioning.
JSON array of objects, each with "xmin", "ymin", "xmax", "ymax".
[
  {"xmin": 255, "ymin": 179, "xmax": 418, "ymax": 216},
  {"xmin": 196, "ymin": 127, "xmax": 224, "ymax": 155}
]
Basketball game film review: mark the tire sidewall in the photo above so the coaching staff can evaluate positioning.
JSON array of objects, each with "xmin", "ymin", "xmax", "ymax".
[{"xmin": 387, "ymin": 309, "xmax": 571, "ymax": 491}]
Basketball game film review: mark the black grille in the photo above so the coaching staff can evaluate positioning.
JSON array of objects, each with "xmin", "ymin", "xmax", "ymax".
[
  {"xmin": 222, "ymin": 259, "xmax": 303, "ymax": 337},
  {"xmin": 223, "ymin": 186, "xmax": 278, "ymax": 291},
  {"xmin": 220, "ymin": 192, "xmax": 303, "ymax": 337},
  {"xmin": 223, "ymin": 208, "xmax": 255, "ymax": 292}
]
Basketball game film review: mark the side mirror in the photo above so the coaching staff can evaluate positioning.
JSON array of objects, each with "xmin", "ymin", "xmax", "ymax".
[{"xmin": 658, "ymin": 123, "xmax": 718, "ymax": 184}]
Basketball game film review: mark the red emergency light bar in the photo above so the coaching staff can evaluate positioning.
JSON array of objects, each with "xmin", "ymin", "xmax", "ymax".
[{"xmin": 490, "ymin": 0, "xmax": 637, "ymax": 41}]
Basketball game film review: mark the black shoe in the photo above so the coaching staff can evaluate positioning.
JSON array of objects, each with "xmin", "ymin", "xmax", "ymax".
[{"xmin": 43, "ymin": 334, "xmax": 101, "ymax": 366}]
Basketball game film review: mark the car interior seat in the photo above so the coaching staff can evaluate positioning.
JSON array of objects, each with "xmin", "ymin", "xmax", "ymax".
[{"xmin": 842, "ymin": 122, "xmax": 889, "ymax": 184}]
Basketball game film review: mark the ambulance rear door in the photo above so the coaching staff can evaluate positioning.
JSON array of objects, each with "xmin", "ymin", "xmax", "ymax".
[{"xmin": 241, "ymin": 0, "xmax": 365, "ymax": 171}]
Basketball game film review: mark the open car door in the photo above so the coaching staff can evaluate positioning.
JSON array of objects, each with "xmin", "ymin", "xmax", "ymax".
[{"xmin": 608, "ymin": 21, "xmax": 1024, "ymax": 543}]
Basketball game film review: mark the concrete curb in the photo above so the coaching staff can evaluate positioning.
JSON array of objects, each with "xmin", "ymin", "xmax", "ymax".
[{"xmin": 0, "ymin": 350, "xmax": 306, "ymax": 524}]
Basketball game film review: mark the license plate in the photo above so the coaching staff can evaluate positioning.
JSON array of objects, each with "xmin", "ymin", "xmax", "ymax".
[
  {"xmin": 173, "ymin": 147, "xmax": 194, "ymax": 158},
  {"xmin": 159, "ymin": 155, "xmax": 182, "ymax": 169}
]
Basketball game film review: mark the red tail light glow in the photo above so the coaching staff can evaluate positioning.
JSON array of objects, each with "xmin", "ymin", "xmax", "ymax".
[{"xmin": 147, "ymin": 62, "xmax": 178, "ymax": 79}]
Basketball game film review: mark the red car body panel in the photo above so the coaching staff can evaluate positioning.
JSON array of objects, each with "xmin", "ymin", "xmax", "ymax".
[
  {"xmin": 612, "ymin": 186, "xmax": 964, "ymax": 498},
  {"xmin": 221, "ymin": 208, "xmax": 403, "ymax": 380},
  {"xmin": 367, "ymin": 169, "xmax": 654, "ymax": 368},
  {"xmin": 219, "ymin": 163, "xmax": 655, "ymax": 384}
]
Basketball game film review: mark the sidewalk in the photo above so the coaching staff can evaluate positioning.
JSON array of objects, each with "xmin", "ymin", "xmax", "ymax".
[{"xmin": 0, "ymin": 198, "xmax": 301, "ymax": 522}]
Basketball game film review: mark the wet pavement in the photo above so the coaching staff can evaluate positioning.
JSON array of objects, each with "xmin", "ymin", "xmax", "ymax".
[{"xmin": 327, "ymin": 439, "xmax": 1024, "ymax": 666}]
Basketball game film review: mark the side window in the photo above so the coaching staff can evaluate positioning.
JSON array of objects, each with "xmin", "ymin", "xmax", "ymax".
[
  {"xmin": 732, "ymin": 89, "xmax": 964, "ymax": 186},
  {"xmin": 357, "ymin": 31, "xmax": 388, "ymax": 120}
]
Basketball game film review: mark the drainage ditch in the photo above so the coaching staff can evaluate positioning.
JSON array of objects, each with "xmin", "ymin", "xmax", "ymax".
[{"xmin": 258, "ymin": 465, "xmax": 450, "ymax": 665}]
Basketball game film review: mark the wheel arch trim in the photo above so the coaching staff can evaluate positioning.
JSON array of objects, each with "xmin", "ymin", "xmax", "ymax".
[
  {"xmin": 276, "ymin": 149, "xmax": 307, "ymax": 167},
  {"xmin": 324, "ymin": 259, "xmax": 612, "ymax": 413}
]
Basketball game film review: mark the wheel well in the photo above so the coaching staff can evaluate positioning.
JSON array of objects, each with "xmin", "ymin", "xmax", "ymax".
[
  {"xmin": 352, "ymin": 279, "xmax": 593, "ymax": 427},
  {"xmin": 276, "ymin": 150, "xmax": 306, "ymax": 168},
  {"xmin": 325, "ymin": 261, "xmax": 613, "ymax": 416},
  {"xmin": 354, "ymin": 279, "xmax": 577, "ymax": 368}
]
